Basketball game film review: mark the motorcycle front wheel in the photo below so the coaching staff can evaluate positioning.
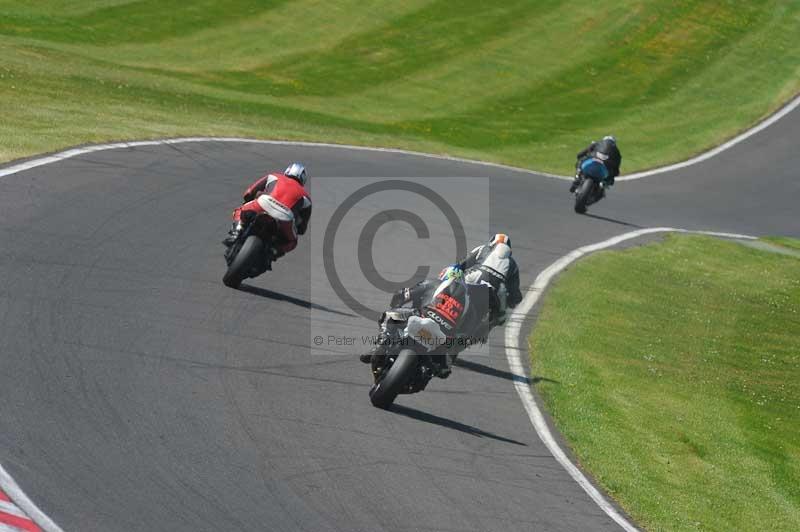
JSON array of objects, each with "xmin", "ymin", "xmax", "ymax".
[
  {"xmin": 369, "ymin": 349, "xmax": 418, "ymax": 409},
  {"xmin": 223, "ymin": 235, "xmax": 264, "ymax": 288}
]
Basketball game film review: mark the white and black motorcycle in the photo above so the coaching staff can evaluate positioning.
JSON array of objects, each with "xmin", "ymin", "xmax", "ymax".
[{"xmin": 368, "ymin": 278, "xmax": 493, "ymax": 409}]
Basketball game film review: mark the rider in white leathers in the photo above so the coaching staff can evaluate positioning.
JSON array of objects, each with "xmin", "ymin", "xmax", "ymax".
[{"xmin": 458, "ymin": 233, "xmax": 522, "ymax": 325}]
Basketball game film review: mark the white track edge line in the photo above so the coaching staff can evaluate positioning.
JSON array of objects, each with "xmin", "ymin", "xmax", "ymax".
[
  {"xmin": 0, "ymin": 91, "xmax": 797, "ymax": 182},
  {"xmin": 0, "ymin": 464, "xmax": 64, "ymax": 532},
  {"xmin": 619, "ymin": 94, "xmax": 800, "ymax": 181},
  {"xmin": 504, "ymin": 228, "xmax": 756, "ymax": 532},
  {"xmin": 0, "ymin": 137, "xmax": 563, "ymax": 180}
]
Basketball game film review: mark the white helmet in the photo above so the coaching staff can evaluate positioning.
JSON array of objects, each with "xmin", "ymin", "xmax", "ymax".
[
  {"xmin": 489, "ymin": 233, "xmax": 511, "ymax": 249},
  {"xmin": 284, "ymin": 162, "xmax": 308, "ymax": 185}
]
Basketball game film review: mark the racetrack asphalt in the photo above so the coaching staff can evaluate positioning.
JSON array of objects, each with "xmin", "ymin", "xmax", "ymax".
[{"xmin": 0, "ymin": 105, "xmax": 798, "ymax": 532}]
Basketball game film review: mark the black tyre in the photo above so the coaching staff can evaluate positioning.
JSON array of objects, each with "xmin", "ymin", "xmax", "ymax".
[
  {"xmin": 369, "ymin": 349, "xmax": 418, "ymax": 409},
  {"xmin": 223, "ymin": 235, "xmax": 264, "ymax": 288},
  {"xmin": 574, "ymin": 178, "xmax": 594, "ymax": 214}
]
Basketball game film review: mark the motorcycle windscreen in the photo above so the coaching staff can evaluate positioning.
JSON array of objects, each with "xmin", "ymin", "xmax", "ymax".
[{"xmin": 580, "ymin": 158, "xmax": 610, "ymax": 181}]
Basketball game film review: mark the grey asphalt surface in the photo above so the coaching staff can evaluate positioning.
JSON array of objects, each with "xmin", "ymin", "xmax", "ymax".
[{"xmin": 0, "ymin": 105, "xmax": 798, "ymax": 532}]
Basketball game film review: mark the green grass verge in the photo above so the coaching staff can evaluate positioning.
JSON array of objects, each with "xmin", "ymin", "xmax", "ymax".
[
  {"xmin": 1, "ymin": 1, "xmax": 799, "ymax": 170},
  {"xmin": 529, "ymin": 234, "xmax": 800, "ymax": 531},
  {"xmin": 762, "ymin": 236, "xmax": 800, "ymax": 254}
]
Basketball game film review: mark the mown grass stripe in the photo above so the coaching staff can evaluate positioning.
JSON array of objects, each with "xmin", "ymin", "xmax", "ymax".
[
  {"xmin": 0, "ymin": 1, "xmax": 798, "ymax": 168},
  {"xmin": 0, "ymin": 0, "xmax": 288, "ymax": 45}
]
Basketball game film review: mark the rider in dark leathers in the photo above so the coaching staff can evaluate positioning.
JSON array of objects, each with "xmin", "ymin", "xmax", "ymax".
[
  {"xmin": 359, "ymin": 266, "xmax": 468, "ymax": 378},
  {"xmin": 359, "ymin": 234, "xmax": 523, "ymax": 369},
  {"xmin": 570, "ymin": 136, "xmax": 622, "ymax": 193}
]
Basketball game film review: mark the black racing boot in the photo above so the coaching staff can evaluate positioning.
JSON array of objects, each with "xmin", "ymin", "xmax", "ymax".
[
  {"xmin": 569, "ymin": 174, "xmax": 581, "ymax": 193},
  {"xmin": 431, "ymin": 354, "xmax": 451, "ymax": 379},
  {"xmin": 359, "ymin": 351, "xmax": 376, "ymax": 364},
  {"xmin": 261, "ymin": 246, "xmax": 276, "ymax": 271},
  {"xmin": 360, "ymin": 336, "xmax": 389, "ymax": 363},
  {"xmin": 270, "ymin": 244, "xmax": 285, "ymax": 261},
  {"xmin": 359, "ymin": 343, "xmax": 388, "ymax": 364},
  {"xmin": 360, "ymin": 328, "xmax": 391, "ymax": 363},
  {"xmin": 264, "ymin": 246, "xmax": 286, "ymax": 271},
  {"xmin": 222, "ymin": 221, "xmax": 243, "ymax": 246}
]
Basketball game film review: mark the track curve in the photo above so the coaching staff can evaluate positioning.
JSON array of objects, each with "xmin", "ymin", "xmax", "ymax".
[{"xmin": 0, "ymin": 106, "xmax": 798, "ymax": 532}]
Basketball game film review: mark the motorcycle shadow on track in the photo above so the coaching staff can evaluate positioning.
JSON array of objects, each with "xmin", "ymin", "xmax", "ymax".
[
  {"xmin": 390, "ymin": 404, "xmax": 527, "ymax": 446},
  {"xmin": 454, "ymin": 358, "xmax": 560, "ymax": 386},
  {"xmin": 237, "ymin": 283, "xmax": 358, "ymax": 318},
  {"xmin": 454, "ymin": 358, "xmax": 525, "ymax": 384},
  {"xmin": 581, "ymin": 212, "xmax": 643, "ymax": 228}
]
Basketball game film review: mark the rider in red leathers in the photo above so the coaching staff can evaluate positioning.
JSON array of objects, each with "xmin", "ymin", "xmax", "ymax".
[{"xmin": 223, "ymin": 163, "xmax": 312, "ymax": 263}]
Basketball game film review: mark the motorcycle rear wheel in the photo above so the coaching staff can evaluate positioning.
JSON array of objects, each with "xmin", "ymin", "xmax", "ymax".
[
  {"xmin": 369, "ymin": 349, "xmax": 418, "ymax": 409},
  {"xmin": 574, "ymin": 178, "xmax": 594, "ymax": 214},
  {"xmin": 223, "ymin": 235, "xmax": 264, "ymax": 288}
]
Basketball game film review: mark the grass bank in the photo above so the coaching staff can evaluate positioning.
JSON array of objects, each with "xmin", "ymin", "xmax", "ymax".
[
  {"xmin": 762, "ymin": 236, "xmax": 800, "ymax": 254},
  {"xmin": 1, "ymin": 1, "xmax": 799, "ymax": 171},
  {"xmin": 529, "ymin": 234, "xmax": 800, "ymax": 531}
]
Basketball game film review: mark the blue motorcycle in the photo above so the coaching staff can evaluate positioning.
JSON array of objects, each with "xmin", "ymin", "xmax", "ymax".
[{"xmin": 574, "ymin": 158, "xmax": 610, "ymax": 214}]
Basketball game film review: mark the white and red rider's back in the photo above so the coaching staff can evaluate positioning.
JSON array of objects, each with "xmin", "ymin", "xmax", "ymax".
[
  {"xmin": 244, "ymin": 172, "xmax": 308, "ymax": 210},
  {"xmin": 234, "ymin": 172, "xmax": 312, "ymax": 253}
]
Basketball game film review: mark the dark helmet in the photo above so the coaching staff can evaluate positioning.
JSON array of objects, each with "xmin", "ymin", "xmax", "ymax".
[
  {"xmin": 284, "ymin": 162, "xmax": 308, "ymax": 186},
  {"xmin": 602, "ymin": 135, "xmax": 617, "ymax": 146}
]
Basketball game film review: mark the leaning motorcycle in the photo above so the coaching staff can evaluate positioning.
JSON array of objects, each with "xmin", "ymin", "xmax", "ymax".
[
  {"xmin": 573, "ymin": 157, "xmax": 610, "ymax": 214},
  {"xmin": 222, "ymin": 212, "xmax": 278, "ymax": 288},
  {"xmin": 368, "ymin": 282, "xmax": 493, "ymax": 409}
]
